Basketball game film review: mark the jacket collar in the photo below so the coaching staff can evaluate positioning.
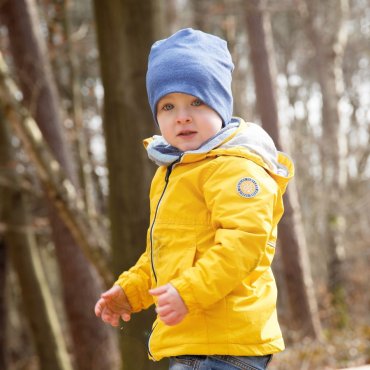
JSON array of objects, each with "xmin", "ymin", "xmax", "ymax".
[
  {"xmin": 144, "ymin": 118, "xmax": 240, "ymax": 166},
  {"xmin": 144, "ymin": 118, "xmax": 294, "ymax": 183}
]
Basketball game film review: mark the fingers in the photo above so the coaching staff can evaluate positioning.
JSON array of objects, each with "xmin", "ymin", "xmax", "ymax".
[
  {"xmin": 149, "ymin": 284, "xmax": 169, "ymax": 296},
  {"xmin": 150, "ymin": 284, "xmax": 173, "ymax": 308},
  {"xmin": 101, "ymin": 285, "xmax": 121, "ymax": 299},
  {"xmin": 156, "ymin": 302, "xmax": 186, "ymax": 325},
  {"xmin": 153, "ymin": 285, "xmax": 182, "ymax": 310},
  {"xmin": 97, "ymin": 286, "xmax": 132, "ymax": 313},
  {"xmin": 157, "ymin": 309, "xmax": 186, "ymax": 326},
  {"xmin": 95, "ymin": 286, "xmax": 132, "ymax": 328},
  {"xmin": 155, "ymin": 304, "xmax": 172, "ymax": 316},
  {"xmin": 121, "ymin": 312, "xmax": 131, "ymax": 322},
  {"xmin": 150, "ymin": 284, "xmax": 188, "ymax": 326},
  {"xmin": 96, "ymin": 299, "xmax": 129, "ymax": 327},
  {"xmin": 94, "ymin": 298, "xmax": 106, "ymax": 317},
  {"xmin": 101, "ymin": 306, "xmax": 120, "ymax": 327}
]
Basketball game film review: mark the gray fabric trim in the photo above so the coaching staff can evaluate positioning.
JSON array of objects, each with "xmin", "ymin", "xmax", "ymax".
[
  {"xmin": 146, "ymin": 119, "xmax": 290, "ymax": 178},
  {"xmin": 146, "ymin": 119, "xmax": 239, "ymax": 166}
]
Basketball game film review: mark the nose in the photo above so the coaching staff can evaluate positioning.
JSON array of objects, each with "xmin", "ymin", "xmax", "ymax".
[{"xmin": 176, "ymin": 109, "xmax": 192, "ymax": 124}]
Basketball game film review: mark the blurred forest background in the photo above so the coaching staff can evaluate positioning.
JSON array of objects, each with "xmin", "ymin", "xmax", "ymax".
[{"xmin": 0, "ymin": 0, "xmax": 369, "ymax": 369}]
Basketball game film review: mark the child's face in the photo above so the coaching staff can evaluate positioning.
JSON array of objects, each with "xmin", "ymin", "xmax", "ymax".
[{"xmin": 156, "ymin": 93, "xmax": 222, "ymax": 152}]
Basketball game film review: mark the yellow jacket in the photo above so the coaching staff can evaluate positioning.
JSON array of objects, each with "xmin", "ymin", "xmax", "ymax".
[{"xmin": 116, "ymin": 120, "xmax": 294, "ymax": 361}]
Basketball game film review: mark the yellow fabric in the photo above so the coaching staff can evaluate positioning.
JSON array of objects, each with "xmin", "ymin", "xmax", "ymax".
[{"xmin": 116, "ymin": 121, "xmax": 294, "ymax": 361}]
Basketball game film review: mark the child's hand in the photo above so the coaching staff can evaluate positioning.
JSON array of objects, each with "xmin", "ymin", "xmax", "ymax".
[
  {"xmin": 94, "ymin": 285, "xmax": 132, "ymax": 327},
  {"xmin": 149, "ymin": 283, "xmax": 188, "ymax": 326}
]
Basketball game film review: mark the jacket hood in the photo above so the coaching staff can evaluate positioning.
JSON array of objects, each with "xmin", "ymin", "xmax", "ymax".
[
  {"xmin": 218, "ymin": 120, "xmax": 281, "ymax": 173},
  {"xmin": 144, "ymin": 118, "xmax": 294, "ymax": 190}
]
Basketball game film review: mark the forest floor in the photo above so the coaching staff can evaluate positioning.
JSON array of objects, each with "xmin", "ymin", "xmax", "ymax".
[{"xmin": 269, "ymin": 324, "xmax": 369, "ymax": 370}]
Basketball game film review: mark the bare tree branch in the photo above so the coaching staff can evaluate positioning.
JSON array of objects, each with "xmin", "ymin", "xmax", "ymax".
[{"xmin": 0, "ymin": 52, "xmax": 113, "ymax": 287}]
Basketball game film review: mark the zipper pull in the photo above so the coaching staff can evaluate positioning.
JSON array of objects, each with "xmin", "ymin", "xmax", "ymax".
[{"xmin": 165, "ymin": 165, "xmax": 172, "ymax": 182}]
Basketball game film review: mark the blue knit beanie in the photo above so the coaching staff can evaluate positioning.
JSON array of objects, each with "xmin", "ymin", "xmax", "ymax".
[{"xmin": 146, "ymin": 28, "xmax": 234, "ymax": 126}]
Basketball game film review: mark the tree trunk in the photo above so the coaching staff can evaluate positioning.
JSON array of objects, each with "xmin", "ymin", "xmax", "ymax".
[
  {"xmin": 245, "ymin": 0, "xmax": 323, "ymax": 339},
  {"xmin": 0, "ymin": 53, "xmax": 112, "ymax": 286},
  {"xmin": 299, "ymin": 0, "xmax": 349, "ymax": 328},
  {"xmin": 0, "ymin": 110, "xmax": 73, "ymax": 370},
  {"xmin": 93, "ymin": 1, "xmax": 166, "ymax": 369},
  {"xmin": 4, "ymin": 202, "xmax": 74, "ymax": 370},
  {"xmin": 0, "ymin": 0, "xmax": 118, "ymax": 368},
  {"xmin": 0, "ymin": 235, "xmax": 6, "ymax": 369},
  {"xmin": 0, "ymin": 115, "xmax": 7, "ymax": 367},
  {"xmin": 57, "ymin": 0, "xmax": 98, "ymax": 218}
]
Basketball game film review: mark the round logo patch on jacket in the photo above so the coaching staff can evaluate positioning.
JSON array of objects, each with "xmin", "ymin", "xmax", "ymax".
[{"xmin": 236, "ymin": 177, "xmax": 259, "ymax": 198}]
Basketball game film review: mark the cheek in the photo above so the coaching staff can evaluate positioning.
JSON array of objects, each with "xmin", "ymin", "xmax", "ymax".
[
  {"xmin": 158, "ymin": 123, "xmax": 174, "ymax": 143},
  {"xmin": 199, "ymin": 110, "xmax": 222, "ymax": 130},
  {"xmin": 207, "ymin": 119, "xmax": 222, "ymax": 134},
  {"xmin": 157, "ymin": 118, "xmax": 169, "ymax": 134}
]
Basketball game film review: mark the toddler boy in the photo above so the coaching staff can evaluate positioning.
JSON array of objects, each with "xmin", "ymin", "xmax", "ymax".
[{"xmin": 95, "ymin": 28, "xmax": 294, "ymax": 370}]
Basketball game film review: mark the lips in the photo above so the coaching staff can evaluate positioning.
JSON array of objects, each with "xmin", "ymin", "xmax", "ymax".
[{"xmin": 178, "ymin": 130, "xmax": 197, "ymax": 136}]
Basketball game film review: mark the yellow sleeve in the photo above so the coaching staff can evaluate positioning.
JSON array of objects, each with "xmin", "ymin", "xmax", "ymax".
[
  {"xmin": 114, "ymin": 251, "xmax": 154, "ymax": 312},
  {"xmin": 170, "ymin": 157, "xmax": 277, "ymax": 311}
]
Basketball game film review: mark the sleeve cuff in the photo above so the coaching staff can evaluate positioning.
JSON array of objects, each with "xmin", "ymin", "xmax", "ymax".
[
  {"xmin": 115, "ymin": 274, "xmax": 146, "ymax": 313},
  {"xmin": 170, "ymin": 277, "xmax": 202, "ymax": 312}
]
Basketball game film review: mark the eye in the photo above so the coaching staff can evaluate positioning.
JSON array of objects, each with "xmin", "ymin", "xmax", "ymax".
[
  {"xmin": 192, "ymin": 99, "xmax": 203, "ymax": 107},
  {"xmin": 162, "ymin": 103, "xmax": 174, "ymax": 111}
]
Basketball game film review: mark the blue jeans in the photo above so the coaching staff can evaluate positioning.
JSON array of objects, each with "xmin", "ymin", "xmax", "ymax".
[{"xmin": 168, "ymin": 355, "xmax": 272, "ymax": 370}]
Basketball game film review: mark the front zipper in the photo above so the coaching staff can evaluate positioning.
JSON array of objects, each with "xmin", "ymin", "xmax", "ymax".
[
  {"xmin": 147, "ymin": 158, "xmax": 181, "ymax": 360},
  {"xmin": 149, "ymin": 157, "xmax": 181, "ymax": 283},
  {"xmin": 148, "ymin": 157, "xmax": 182, "ymax": 359},
  {"xmin": 147, "ymin": 322, "xmax": 158, "ymax": 361}
]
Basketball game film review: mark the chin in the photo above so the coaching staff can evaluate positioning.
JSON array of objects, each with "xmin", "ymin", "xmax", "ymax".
[{"xmin": 181, "ymin": 145, "xmax": 198, "ymax": 151}]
